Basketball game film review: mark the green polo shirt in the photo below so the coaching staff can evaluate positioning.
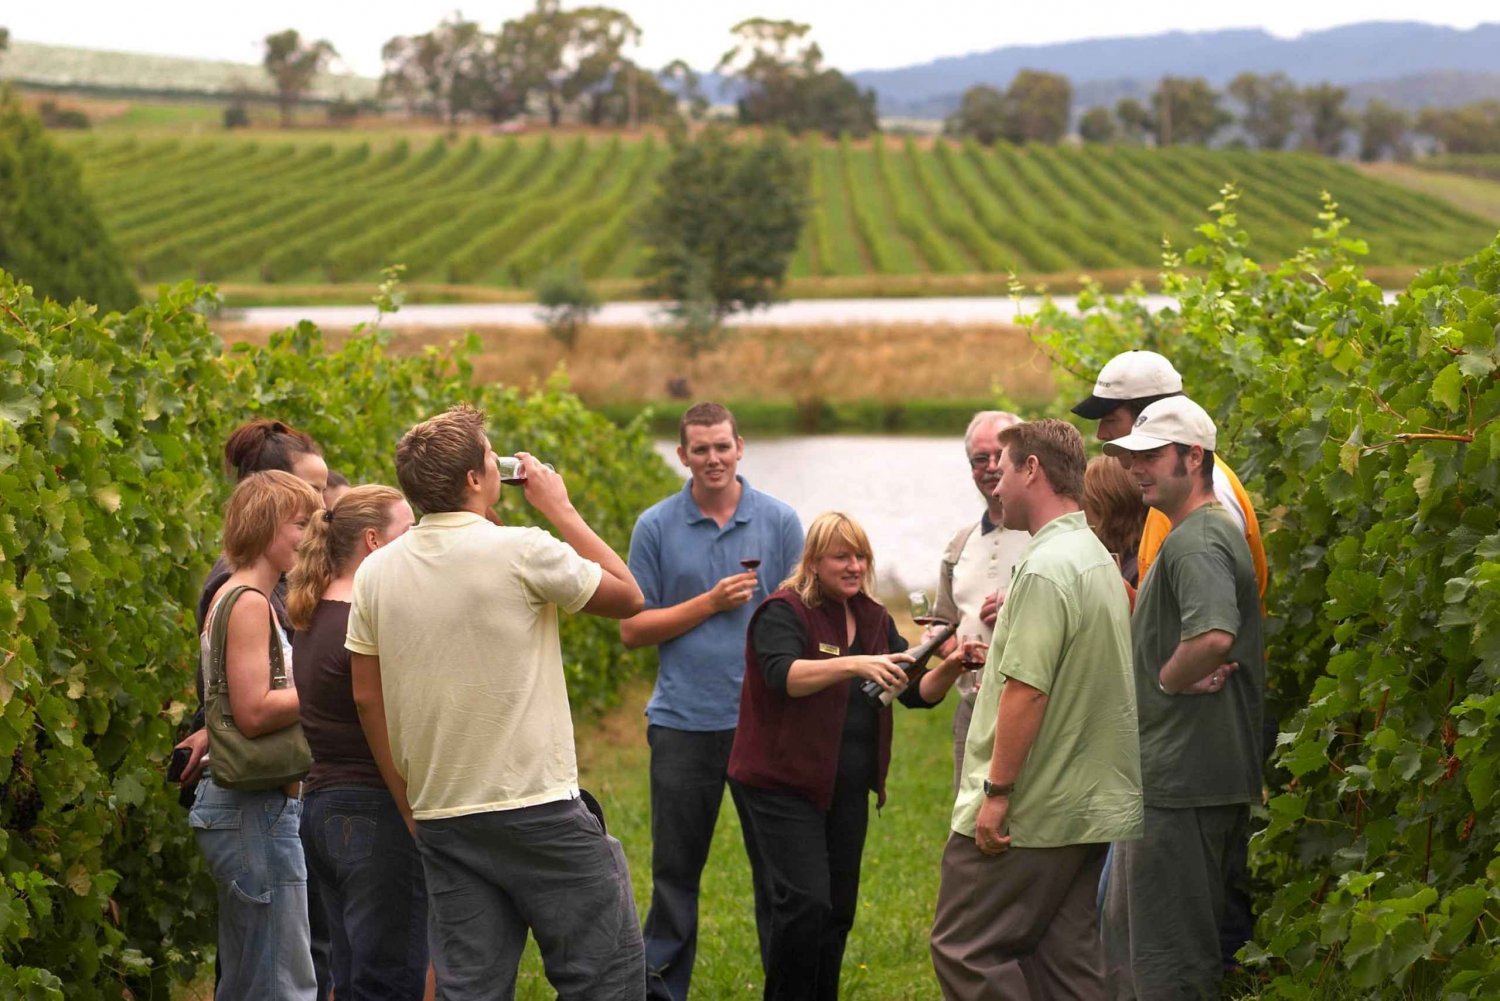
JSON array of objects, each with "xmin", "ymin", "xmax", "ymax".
[{"xmin": 952, "ymin": 511, "xmax": 1144, "ymax": 847}]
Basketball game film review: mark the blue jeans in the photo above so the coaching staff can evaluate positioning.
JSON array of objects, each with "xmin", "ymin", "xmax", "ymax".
[
  {"xmin": 301, "ymin": 785, "xmax": 429, "ymax": 1000},
  {"xmin": 415, "ymin": 797, "xmax": 645, "ymax": 1001},
  {"xmin": 190, "ymin": 775, "xmax": 317, "ymax": 1000}
]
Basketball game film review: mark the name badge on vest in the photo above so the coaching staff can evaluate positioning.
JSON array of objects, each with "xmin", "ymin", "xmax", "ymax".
[{"xmin": 818, "ymin": 643, "xmax": 841, "ymax": 655}]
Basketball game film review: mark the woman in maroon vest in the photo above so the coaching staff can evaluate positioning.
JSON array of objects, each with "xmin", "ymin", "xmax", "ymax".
[{"xmin": 728, "ymin": 512, "xmax": 967, "ymax": 1001}]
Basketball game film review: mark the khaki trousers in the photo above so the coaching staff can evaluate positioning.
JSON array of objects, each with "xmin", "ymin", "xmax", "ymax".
[{"xmin": 931, "ymin": 832, "xmax": 1107, "ymax": 1001}]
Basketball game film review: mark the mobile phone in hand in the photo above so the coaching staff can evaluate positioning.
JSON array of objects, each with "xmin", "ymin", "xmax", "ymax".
[{"xmin": 167, "ymin": 746, "xmax": 192, "ymax": 783}]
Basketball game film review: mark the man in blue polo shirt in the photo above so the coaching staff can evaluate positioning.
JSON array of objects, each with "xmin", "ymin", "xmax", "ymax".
[{"xmin": 622, "ymin": 402, "xmax": 804, "ymax": 1001}]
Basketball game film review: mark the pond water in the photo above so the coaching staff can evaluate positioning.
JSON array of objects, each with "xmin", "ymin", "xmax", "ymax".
[{"xmin": 652, "ymin": 436, "xmax": 987, "ymax": 598}]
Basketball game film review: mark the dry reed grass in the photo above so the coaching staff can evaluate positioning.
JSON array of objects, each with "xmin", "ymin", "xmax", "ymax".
[{"xmin": 214, "ymin": 320, "xmax": 1055, "ymax": 405}]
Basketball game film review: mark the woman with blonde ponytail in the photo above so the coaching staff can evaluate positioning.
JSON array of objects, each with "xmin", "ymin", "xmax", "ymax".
[{"xmin": 287, "ymin": 486, "xmax": 431, "ymax": 1001}]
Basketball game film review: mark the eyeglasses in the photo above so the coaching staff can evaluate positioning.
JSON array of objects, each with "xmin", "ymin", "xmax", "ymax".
[{"xmin": 968, "ymin": 453, "xmax": 1002, "ymax": 469}]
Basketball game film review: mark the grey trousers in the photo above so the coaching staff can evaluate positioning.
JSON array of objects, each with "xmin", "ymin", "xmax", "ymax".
[
  {"xmin": 931, "ymin": 833, "xmax": 1107, "ymax": 1001},
  {"xmin": 415, "ymin": 797, "xmax": 645, "ymax": 1001},
  {"xmin": 950, "ymin": 698, "xmax": 1033, "ymax": 1001},
  {"xmin": 951, "ymin": 695, "xmax": 974, "ymax": 797},
  {"xmin": 1102, "ymin": 803, "xmax": 1249, "ymax": 1001}
]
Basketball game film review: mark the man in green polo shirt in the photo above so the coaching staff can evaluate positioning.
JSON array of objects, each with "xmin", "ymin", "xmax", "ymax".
[
  {"xmin": 930, "ymin": 419, "xmax": 1142, "ymax": 1001},
  {"xmin": 1100, "ymin": 397, "xmax": 1265, "ymax": 1000}
]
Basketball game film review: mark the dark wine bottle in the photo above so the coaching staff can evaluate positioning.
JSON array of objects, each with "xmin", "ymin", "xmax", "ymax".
[{"xmin": 861, "ymin": 620, "xmax": 958, "ymax": 706}]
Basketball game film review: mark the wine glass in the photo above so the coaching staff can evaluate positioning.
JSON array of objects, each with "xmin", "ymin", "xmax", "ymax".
[
  {"xmin": 960, "ymin": 634, "xmax": 988, "ymax": 670},
  {"xmin": 495, "ymin": 455, "xmax": 554, "ymax": 486},
  {"xmin": 909, "ymin": 590, "xmax": 938, "ymax": 627},
  {"xmin": 739, "ymin": 553, "xmax": 762, "ymax": 597}
]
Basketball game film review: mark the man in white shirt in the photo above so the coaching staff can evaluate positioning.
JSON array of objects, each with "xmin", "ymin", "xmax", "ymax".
[
  {"xmin": 933, "ymin": 411, "xmax": 1032, "ymax": 790},
  {"xmin": 347, "ymin": 404, "xmax": 646, "ymax": 1001}
]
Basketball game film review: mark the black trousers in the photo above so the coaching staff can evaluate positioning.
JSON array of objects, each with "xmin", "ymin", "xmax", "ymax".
[
  {"xmin": 732, "ymin": 776, "xmax": 870, "ymax": 1001},
  {"xmin": 643, "ymin": 726, "xmax": 762, "ymax": 1001}
]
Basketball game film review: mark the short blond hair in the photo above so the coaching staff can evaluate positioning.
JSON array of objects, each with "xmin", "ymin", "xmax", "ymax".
[
  {"xmin": 396, "ymin": 404, "xmax": 488, "ymax": 515},
  {"xmin": 779, "ymin": 512, "xmax": 876, "ymax": 606},
  {"xmin": 222, "ymin": 470, "xmax": 323, "ymax": 569},
  {"xmin": 997, "ymin": 419, "xmax": 1086, "ymax": 503}
]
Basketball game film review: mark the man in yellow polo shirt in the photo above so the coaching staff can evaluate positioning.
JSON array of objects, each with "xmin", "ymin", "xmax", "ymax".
[
  {"xmin": 346, "ymin": 404, "xmax": 649, "ymax": 1001},
  {"xmin": 1072, "ymin": 351, "xmax": 1267, "ymax": 971}
]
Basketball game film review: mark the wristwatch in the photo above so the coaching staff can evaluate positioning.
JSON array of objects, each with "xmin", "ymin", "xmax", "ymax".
[{"xmin": 982, "ymin": 779, "xmax": 1014, "ymax": 798}]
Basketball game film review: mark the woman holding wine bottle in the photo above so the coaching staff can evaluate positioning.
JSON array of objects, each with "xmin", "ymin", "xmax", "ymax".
[{"xmin": 727, "ymin": 512, "xmax": 969, "ymax": 1001}]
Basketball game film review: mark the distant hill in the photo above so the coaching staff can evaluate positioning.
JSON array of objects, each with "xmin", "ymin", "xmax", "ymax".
[
  {"xmin": 0, "ymin": 41, "xmax": 378, "ymax": 103},
  {"xmin": 852, "ymin": 21, "xmax": 1500, "ymax": 118}
]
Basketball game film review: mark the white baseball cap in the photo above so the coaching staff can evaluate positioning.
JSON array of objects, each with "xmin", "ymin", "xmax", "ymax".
[
  {"xmin": 1102, "ymin": 396, "xmax": 1217, "ymax": 454},
  {"xmin": 1071, "ymin": 351, "xmax": 1183, "ymax": 419}
]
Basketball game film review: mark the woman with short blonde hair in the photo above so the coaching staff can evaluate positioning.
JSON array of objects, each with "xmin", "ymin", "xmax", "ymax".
[
  {"xmin": 729, "ymin": 511, "xmax": 967, "ymax": 1001},
  {"xmin": 778, "ymin": 512, "xmax": 877, "ymax": 607},
  {"xmin": 191, "ymin": 469, "xmax": 323, "ymax": 1000}
]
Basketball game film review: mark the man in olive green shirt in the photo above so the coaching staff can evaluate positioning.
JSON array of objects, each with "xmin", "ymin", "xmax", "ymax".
[
  {"xmin": 1100, "ymin": 397, "xmax": 1265, "ymax": 1000},
  {"xmin": 931, "ymin": 419, "xmax": 1142, "ymax": 1001}
]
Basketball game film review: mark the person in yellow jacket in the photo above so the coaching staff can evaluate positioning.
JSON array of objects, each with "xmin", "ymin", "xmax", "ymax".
[
  {"xmin": 1071, "ymin": 350, "xmax": 1267, "ymax": 973},
  {"xmin": 1070, "ymin": 350, "xmax": 1267, "ymax": 600}
]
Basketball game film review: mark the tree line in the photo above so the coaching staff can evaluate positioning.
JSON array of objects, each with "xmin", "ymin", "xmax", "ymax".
[
  {"xmin": 946, "ymin": 70, "xmax": 1500, "ymax": 159},
  {"xmin": 258, "ymin": 6, "xmax": 874, "ymax": 138}
]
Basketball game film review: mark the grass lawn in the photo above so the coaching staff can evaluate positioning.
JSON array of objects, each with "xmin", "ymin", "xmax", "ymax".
[
  {"xmin": 172, "ymin": 677, "xmax": 1361, "ymax": 999},
  {"xmin": 515, "ymin": 676, "xmax": 960, "ymax": 999}
]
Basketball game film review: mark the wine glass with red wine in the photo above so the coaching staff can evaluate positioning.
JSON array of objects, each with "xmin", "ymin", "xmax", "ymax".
[
  {"xmin": 739, "ymin": 554, "xmax": 762, "ymax": 597},
  {"xmin": 909, "ymin": 590, "xmax": 939, "ymax": 627},
  {"xmin": 496, "ymin": 455, "xmax": 554, "ymax": 487}
]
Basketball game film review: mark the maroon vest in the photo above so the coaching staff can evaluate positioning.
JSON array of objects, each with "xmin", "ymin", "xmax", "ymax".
[{"xmin": 728, "ymin": 588, "xmax": 897, "ymax": 812}]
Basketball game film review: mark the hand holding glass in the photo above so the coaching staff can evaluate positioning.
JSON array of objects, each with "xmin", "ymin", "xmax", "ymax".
[
  {"xmin": 959, "ymin": 635, "xmax": 988, "ymax": 670},
  {"xmin": 496, "ymin": 455, "xmax": 554, "ymax": 486}
]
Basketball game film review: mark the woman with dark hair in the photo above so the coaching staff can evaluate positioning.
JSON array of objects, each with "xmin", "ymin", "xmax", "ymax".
[
  {"xmin": 286, "ymin": 486, "xmax": 429, "ymax": 1001},
  {"xmin": 191, "ymin": 470, "xmax": 323, "ymax": 999},
  {"xmin": 728, "ymin": 512, "xmax": 966, "ymax": 1001},
  {"xmin": 223, "ymin": 418, "xmax": 329, "ymax": 490}
]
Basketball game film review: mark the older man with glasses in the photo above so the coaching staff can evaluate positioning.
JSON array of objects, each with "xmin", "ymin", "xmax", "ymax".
[{"xmin": 932, "ymin": 412, "xmax": 1033, "ymax": 796}]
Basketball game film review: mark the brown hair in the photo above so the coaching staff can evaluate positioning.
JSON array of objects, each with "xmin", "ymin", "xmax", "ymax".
[
  {"xmin": 679, "ymin": 401, "xmax": 738, "ymax": 446},
  {"xmin": 780, "ymin": 512, "xmax": 876, "ymax": 607},
  {"xmin": 1084, "ymin": 456, "xmax": 1146, "ymax": 560},
  {"xmin": 222, "ymin": 470, "xmax": 323, "ymax": 570},
  {"xmin": 1173, "ymin": 444, "xmax": 1217, "ymax": 488},
  {"xmin": 287, "ymin": 485, "xmax": 406, "ymax": 630},
  {"xmin": 395, "ymin": 405, "xmax": 487, "ymax": 515},
  {"xmin": 997, "ymin": 419, "xmax": 1086, "ymax": 502},
  {"xmin": 223, "ymin": 419, "xmax": 322, "ymax": 481}
]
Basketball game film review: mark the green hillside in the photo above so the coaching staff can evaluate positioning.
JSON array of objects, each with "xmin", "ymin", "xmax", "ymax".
[{"xmin": 63, "ymin": 131, "xmax": 1499, "ymax": 292}]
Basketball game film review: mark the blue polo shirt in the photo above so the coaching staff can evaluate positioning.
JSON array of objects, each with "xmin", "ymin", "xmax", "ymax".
[{"xmin": 628, "ymin": 476, "xmax": 803, "ymax": 731}]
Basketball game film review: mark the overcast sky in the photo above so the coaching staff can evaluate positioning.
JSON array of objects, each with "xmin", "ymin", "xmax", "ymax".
[{"xmin": 8, "ymin": 2, "xmax": 1496, "ymax": 77}]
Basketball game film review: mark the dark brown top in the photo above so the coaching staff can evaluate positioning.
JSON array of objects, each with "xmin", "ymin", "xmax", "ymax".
[{"xmin": 294, "ymin": 599, "xmax": 385, "ymax": 792}]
